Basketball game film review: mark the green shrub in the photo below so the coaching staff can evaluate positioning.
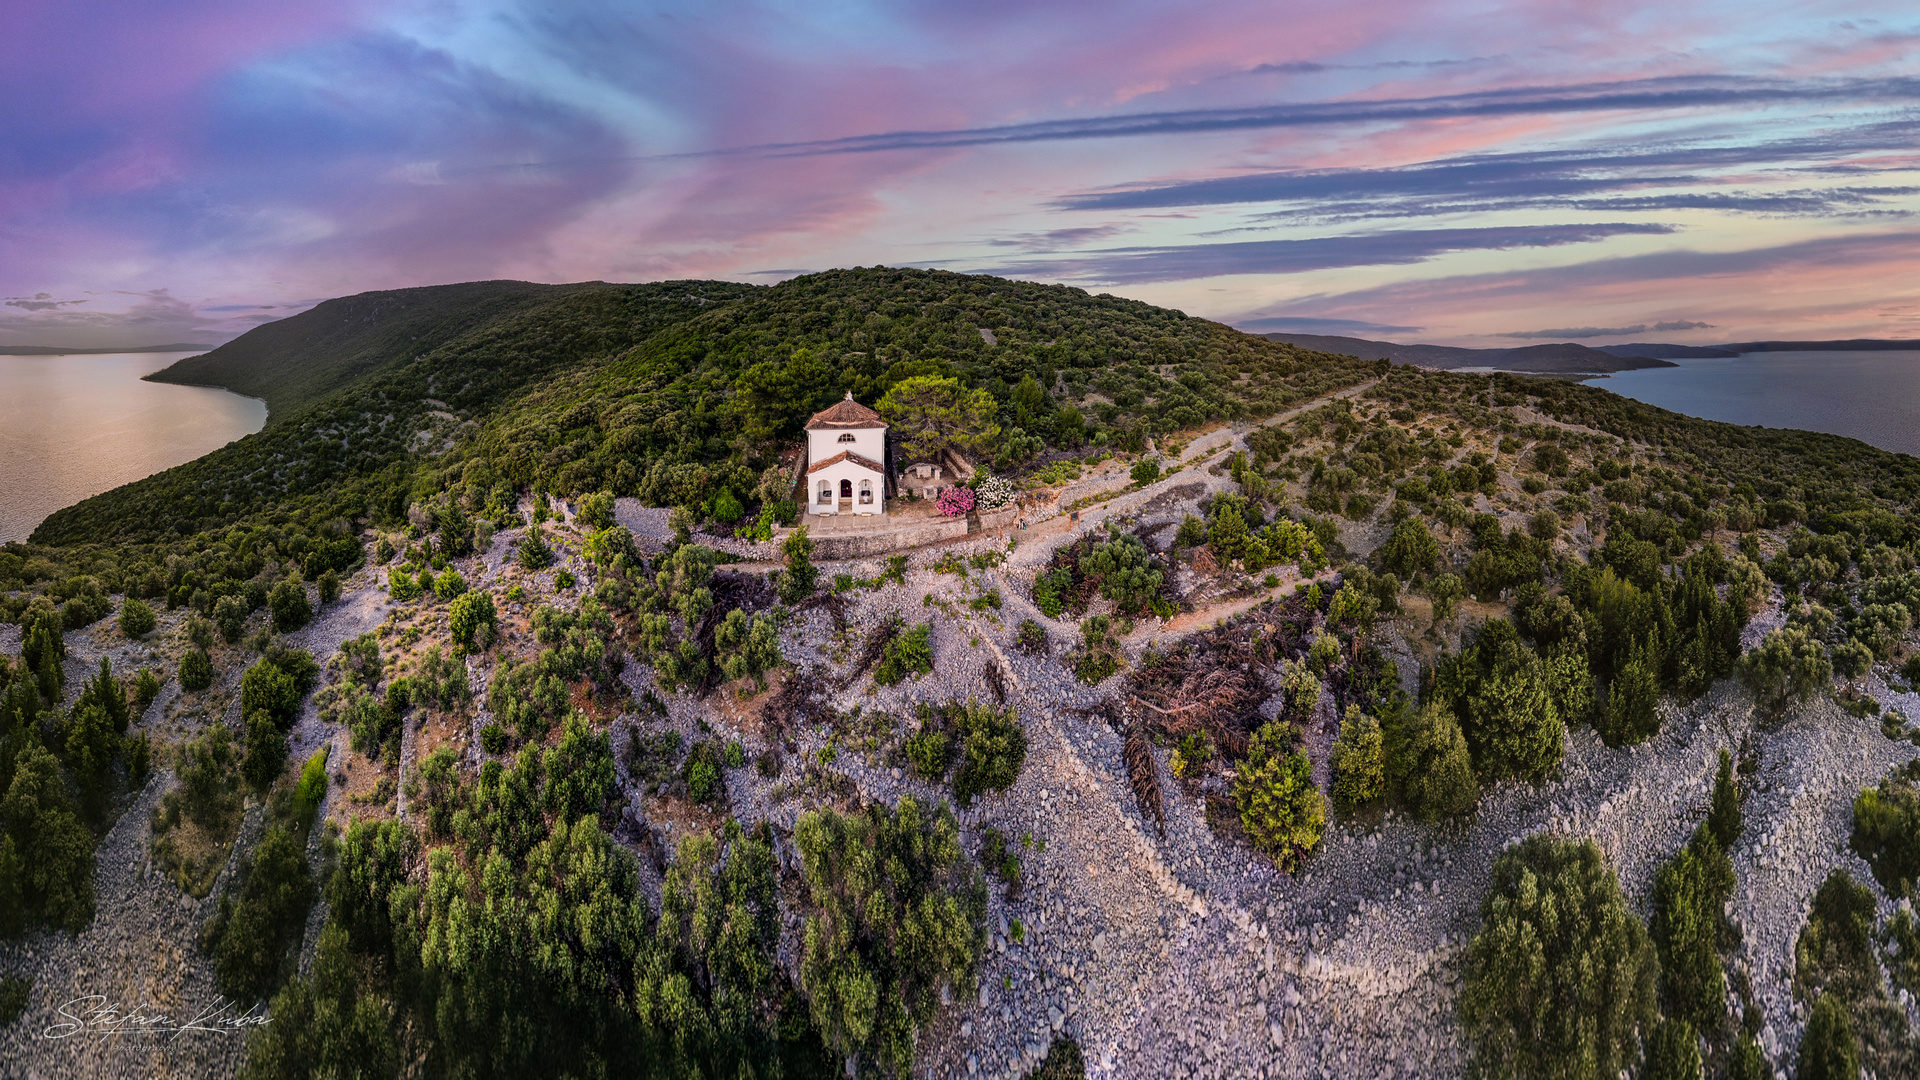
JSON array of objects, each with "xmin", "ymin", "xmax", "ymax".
[
  {"xmin": 1426, "ymin": 572, "xmax": 1464, "ymax": 620},
  {"xmin": 387, "ymin": 568, "xmax": 421, "ymax": 602},
  {"xmin": 1791, "ymin": 868, "xmax": 1913, "ymax": 1078},
  {"xmin": 448, "ymin": 590, "xmax": 497, "ymax": 651},
  {"xmin": 1798, "ymin": 993, "xmax": 1860, "ymax": 1080},
  {"xmin": 1727, "ymin": 1035, "xmax": 1769, "ymax": 1080},
  {"xmin": 268, "ymin": 579, "xmax": 311, "ymax": 633},
  {"xmin": 432, "ymin": 569, "xmax": 468, "ymax": 601},
  {"xmin": 516, "ymin": 527, "xmax": 555, "ymax": 569},
  {"xmin": 480, "ymin": 724, "xmax": 509, "ymax": 755},
  {"xmin": 173, "ymin": 722, "xmax": 241, "ymax": 831},
  {"xmin": 1174, "ymin": 513, "xmax": 1207, "ymax": 548},
  {"xmin": 1207, "ymin": 498, "xmax": 1250, "ymax": 560},
  {"xmin": 684, "ymin": 746, "xmax": 724, "ymax": 805},
  {"xmin": 213, "ymin": 594, "xmax": 249, "ymax": 642},
  {"xmin": 777, "ymin": 526, "xmax": 817, "ymax": 604},
  {"xmin": 1070, "ymin": 614, "xmax": 1124, "ymax": 686},
  {"xmin": 1460, "ymin": 836, "xmax": 1656, "ymax": 1080},
  {"xmin": 1379, "ymin": 517, "xmax": 1438, "ymax": 578},
  {"xmin": 1644, "ymin": 1017, "xmax": 1701, "ymax": 1080},
  {"xmin": 317, "ymin": 570, "xmax": 341, "ymax": 606},
  {"xmin": 133, "ymin": 667, "xmax": 163, "ymax": 712},
  {"xmin": 1016, "ymin": 618, "xmax": 1049, "ymax": 655},
  {"xmin": 0, "ymin": 744, "xmax": 97, "ymax": 933},
  {"xmin": 979, "ymin": 826, "xmax": 1022, "ymax": 891},
  {"xmin": 1652, "ymin": 828, "xmax": 1734, "ymax": 1028},
  {"xmin": 241, "ymin": 659, "xmax": 301, "ymax": 729},
  {"xmin": 951, "ymin": 702, "xmax": 1026, "ymax": 808},
  {"xmin": 1032, "ymin": 566, "xmax": 1074, "ymax": 618},
  {"xmin": 1599, "ymin": 638, "xmax": 1660, "ymax": 746},
  {"xmin": 554, "ymin": 568, "xmax": 575, "ymax": 590},
  {"xmin": 180, "ymin": 648, "xmax": 214, "ymax": 692},
  {"xmin": 578, "ymin": 490, "xmax": 615, "ymax": 530},
  {"xmin": 186, "ymin": 614, "xmax": 215, "ymax": 649},
  {"xmin": 794, "ymin": 797, "xmax": 984, "ymax": 1075},
  {"xmin": 118, "ymin": 597, "xmax": 156, "ymax": 638},
  {"xmin": 1025, "ymin": 1038, "xmax": 1086, "ymax": 1080},
  {"xmin": 714, "ymin": 608, "xmax": 781, "ymax": 688},
  {"xmin": 207, "ymin": 825, "xmax": 315, "ymax": 1004},
  {"xmin": 0, "ymin": 975, "xmax": 30, "ymax": 1027},
  {"xmin": 1850, "ymin": 771, "xmax": 1920, "ymax": 897},
  {"xmin": 874, "ymin": 622, "xmax": 934, "ymax": 686},
  {"xmin": 1386, "ymin": 701, "xmax": 1476, "ymax": 819},
  {"xmin": 242, "ymin": 712, "xmax": 289, "ymax": 793},
  {"xmin": 1742, "ymin": 625, "xmax": 1831, "ymax": 714},
  {"xmin": 1129, "ymin": 457, "xmax": 1160, "ymax": 485},
  {"xmin": 1432, "ymin": 621, "xmax": 1576, "ymax": 781},
  {"xmin": 1170, "ymin": 732, "xmax": 1211, "ymax": 780},
  {"xmin": 1329, "ymin": 707, "xmax": 1385, "ymax": 807},
  {"xmin": 709, "ymin": 487, "xmax": 744, "ymax": 523},
  {"xmin": 127, "ymin": 731, "xmax": 151, "ymax": 784},
  {"xmin": 291, "ymin": 747, "xmax": 328, "ymax": 833},
  {"xmin": 1706, "ymin": 748, "xmax": 1742, "ymax": 849},
  {"xmin": 905, "ymin": 723, "xmax": 951, "ymax": 780},
  {"xmin": 60, "ymin": 588, "xmax": 111, "ymax": 629},
  {"xmin": 1081, "ymin": 531, "xmax": 1162, "ymax": 613},
  {"xmin": 1232, "ymin": 720, "xmax": 1324, "ymax": 869}
]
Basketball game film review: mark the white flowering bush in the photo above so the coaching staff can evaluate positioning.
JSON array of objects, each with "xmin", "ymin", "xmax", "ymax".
[{"xmin": 975, "ymin": 474, "xmax": 1017, "ymax": 510}]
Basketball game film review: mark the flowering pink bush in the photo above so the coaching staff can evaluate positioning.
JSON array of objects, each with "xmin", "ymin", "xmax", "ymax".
[{"xmin": 936, "ymin": 486, "xmax": 976, "ymax": 517}]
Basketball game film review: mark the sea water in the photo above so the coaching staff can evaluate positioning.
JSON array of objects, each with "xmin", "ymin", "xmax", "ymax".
[
  {"xmin": 1585, "ymin": 350, "xmax": 1920, "ymax": 459},
  {"xmin": 0, "ymin": 352, "xmax": 265, "ymax": 543}
]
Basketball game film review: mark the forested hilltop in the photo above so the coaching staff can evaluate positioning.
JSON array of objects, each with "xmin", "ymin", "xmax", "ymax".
[{"xmin": 5, "ymin": 268, "xmax": 1920, "ymax": 1080}]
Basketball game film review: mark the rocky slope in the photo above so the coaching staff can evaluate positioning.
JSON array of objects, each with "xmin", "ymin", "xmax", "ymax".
[{"xmin": 6, "ymin": 408, "xmax": 1918, "ymax": 1080}]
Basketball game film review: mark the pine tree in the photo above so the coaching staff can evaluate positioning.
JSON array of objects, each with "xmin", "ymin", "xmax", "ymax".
[
  {"xmin": 243, "ymin": 711, "xmax": 289, "ymax": 793},
  {"xmin": 1707, "ymin": 748, "xmax": 1742, "ymax": 849},
  {"xmin": 63, "ymin": 700, "xmax": 118, "ymax": 822},
  {"xmin": 778, "ymin": 525, "xmax": 817, "ymax": 605},
  {"xmin": 80, "ymin": 657, "xmax": 129, "ymax": 735},
  {"xmin": 1601, "ymin": 637, "xmax": 1660, "ymax": 746}
]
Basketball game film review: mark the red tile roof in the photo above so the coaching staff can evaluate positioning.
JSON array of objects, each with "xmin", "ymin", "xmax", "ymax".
[
  {"xmin": 804, "ymin": 450, "xmax": 886, "ymax": 475},
  {"xmin": 804, "ymin": 393, "xmax": 886, "ymax": 429}
]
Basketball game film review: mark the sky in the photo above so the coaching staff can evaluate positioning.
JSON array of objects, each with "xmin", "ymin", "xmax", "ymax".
[{"xmin": 5, "ymin": 0, "xmax": 1920, "ymax": 349}]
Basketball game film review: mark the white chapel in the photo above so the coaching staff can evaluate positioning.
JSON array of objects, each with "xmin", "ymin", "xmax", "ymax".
[{"xmin": 803, "ymin": 393, "xmax": 890, "ymax": 516}]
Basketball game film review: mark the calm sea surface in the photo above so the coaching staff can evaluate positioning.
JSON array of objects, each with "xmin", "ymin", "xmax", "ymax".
[
  {"xmin": 0, "ymin": 352, "xmax": 265, "ymax": 543},
  {"xmin": 1584, "ymin": 350, "xmax": 1920, "ymax": 459}
]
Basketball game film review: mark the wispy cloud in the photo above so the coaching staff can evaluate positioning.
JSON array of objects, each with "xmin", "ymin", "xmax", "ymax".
[
  {"xmin": 1234, "ymin": 315, "xmax": 1424, "ymax": 335},
  {"xmin": 1240, "ymin": 230, "xmax": 1920, "ymax": 343},
  {"xmin": 1496, "ymin": 320, "xmax": 1713, "ymax": 339},
  {"xmin": 988, "ymin": 224, "xmax": 1135, "ymax": 251},
  {"xmin": 3, "ymin": 293, "xmax": 89, "ymax": 311},
  {"xmin": 1059, "ymin": 126, "xmax": 1920, "ymax": 214},
  {"xmin": 731, "ymin": 75, "xmax": 1920, "ymax": 158},
  {"xmin": 995, "ymin": 222, "xmax": 1675, "ymax": 284}
]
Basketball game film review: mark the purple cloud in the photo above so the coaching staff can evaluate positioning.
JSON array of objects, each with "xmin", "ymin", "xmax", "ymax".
[{"xmin": 994, "ymin": 223, "xmax": 1676, "ymax": 283}]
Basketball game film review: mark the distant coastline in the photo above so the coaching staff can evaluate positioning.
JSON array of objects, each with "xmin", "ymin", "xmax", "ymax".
[
  {"xmin": 1256, "ymin": 330, "xmax": 1920, "ymax": 374},
  {"xmin": 0, "ymin": 343, "xmax": 216, "ymax": 355}
]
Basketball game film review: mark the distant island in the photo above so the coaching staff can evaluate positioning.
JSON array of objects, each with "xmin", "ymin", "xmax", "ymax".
[
  {"xmin": 1255, "ymin": 333, "xmax": 1676, "ymax": 373},
  {"xmin": 1259, "ymin": 332, "xmax": 1920, "ymax": 372},
  {"xmin": 0, "ymin": 343, "xmax": 216, "ymax": 355}
]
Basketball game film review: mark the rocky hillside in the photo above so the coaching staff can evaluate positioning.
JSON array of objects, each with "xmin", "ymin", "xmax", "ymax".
[{"xmin": 7, "ymin": 274, "xmax": 1920, "ymax": 1080}]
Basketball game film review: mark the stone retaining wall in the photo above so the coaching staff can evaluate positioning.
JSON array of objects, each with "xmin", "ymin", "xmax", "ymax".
[
  {"xmin": 976, "ymin": 503, "xmax": 1019, "ymax": 531},
  {"xmin": 808, "ymin": 515, "xmax": 971, "ymax": 559}
]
